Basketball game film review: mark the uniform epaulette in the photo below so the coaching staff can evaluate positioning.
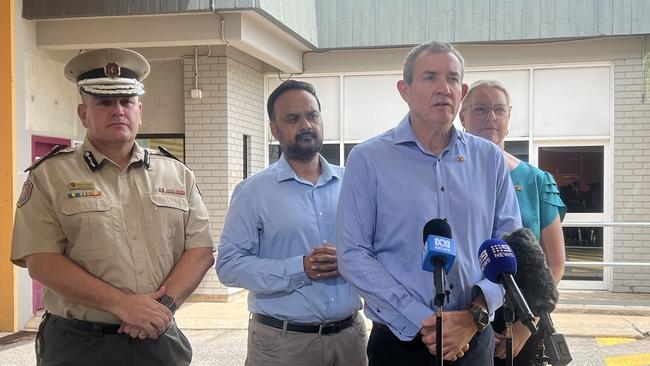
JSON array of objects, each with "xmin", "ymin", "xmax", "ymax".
[
  {"xmin": 157, "ymin": 146, "xmax": 183, "ymax": 164},
  {"xmin": 25, "ymin": 145, "xmax": 75, "ymax": 172}
]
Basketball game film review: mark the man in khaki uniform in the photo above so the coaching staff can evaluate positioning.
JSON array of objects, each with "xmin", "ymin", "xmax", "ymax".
[{"xmin": 11, "ymin": 48, "xmax": 215, "ymax": 366}]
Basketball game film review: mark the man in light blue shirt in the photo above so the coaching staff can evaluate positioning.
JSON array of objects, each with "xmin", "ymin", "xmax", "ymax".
[
  {"xmin": 217, "ymin": 80, "xmax": 366, "ymax": 366},
  {"xmin": 336, "ymin": 42, "xmax": 521, "ymax": 365}
]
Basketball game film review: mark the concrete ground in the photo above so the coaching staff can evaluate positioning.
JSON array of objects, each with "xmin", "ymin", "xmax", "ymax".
[{"xmin": 1, "ymin": 290, "xmax": 649, "ymax": 365}]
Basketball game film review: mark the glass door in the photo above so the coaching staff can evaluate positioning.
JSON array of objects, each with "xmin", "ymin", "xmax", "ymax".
[{"xmin": 533, "ymin": 142, "xmax": 610, "ymax": 290}]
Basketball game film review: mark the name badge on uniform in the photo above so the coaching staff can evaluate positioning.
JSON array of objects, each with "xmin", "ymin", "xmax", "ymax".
[
  {"xmin": 158, "ymin": 187, "xmax": 186, "ymax": 195},
  {"xmin": 69, "ymin": 181, "xmax": 96, "ymax": 190},
  {"xmin": 514, "ymin": 185, "xmax": 523, "ymax": 192}
]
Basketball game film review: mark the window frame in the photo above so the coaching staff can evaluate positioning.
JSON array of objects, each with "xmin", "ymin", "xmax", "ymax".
[{"xmin": 532, "ymin": 139, "xmax": 612, "ymax": 290}]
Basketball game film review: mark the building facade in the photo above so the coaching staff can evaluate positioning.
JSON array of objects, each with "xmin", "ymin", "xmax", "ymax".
[{"xmin": 1, "ymin": 0, "xmax": 649, "ymax": 330}]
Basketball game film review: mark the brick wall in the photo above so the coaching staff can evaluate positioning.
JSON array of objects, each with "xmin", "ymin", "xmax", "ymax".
[
  {"xmin": 612, "ymin": 57, "xmax": 650, "ymax": 293},
  {"xmin": 184, "ymin": 55, "xmax": 265, "ymax": 300}
]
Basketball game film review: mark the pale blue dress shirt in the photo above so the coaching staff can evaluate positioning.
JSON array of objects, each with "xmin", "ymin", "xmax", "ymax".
[
  {"xmin": 336, "ymin": 115, "xmax": 522, "ymax": 341},
  {"xmin": 217, "ymin": 154, "xmax": 362, "ymax": 323}
]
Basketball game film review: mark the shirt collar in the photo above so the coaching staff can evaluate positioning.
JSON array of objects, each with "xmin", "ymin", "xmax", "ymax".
[
  {"xmin": 275, "ymin": 153, "xmax": 340, "ymax": 185},
  {"xmin": 82, "ymin": 136, "xmax": 147, "ymax": 170},
  {"xmin": 393, "ymin": 113, "xmax": 467, "ymax": 153}
]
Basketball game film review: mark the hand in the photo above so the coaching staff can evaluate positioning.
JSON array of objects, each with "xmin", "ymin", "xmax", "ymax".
[
  {"xmin": 113, "ymin": 286, "xmax": 172, "ymax": 339},
  {"xmin": 303, "ymin": 244, "xmax": 339, "ymax": 279},
  {"xmin": 118, "ymin": 322, "xmax": 160, "ymax": 339},
  {"xmin": 494, "ymin": 320, "xmax": 532, "ymax": 359},
  {"xmin": 420, "ymin": 310, "xmax": 476, "ymax": 361}
]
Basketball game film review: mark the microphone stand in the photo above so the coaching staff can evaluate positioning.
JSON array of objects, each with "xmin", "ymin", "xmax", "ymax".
[
  {"xmin": 434, "ymin": 264, "xmax": 446, "ymax": 366},
  {"xmin": 434, "ymin": 266, "xmax": 445, "ymax": 365},
  {"xmin": 503, "ymin": 295, "xmax": 514, "ymax": 366}
]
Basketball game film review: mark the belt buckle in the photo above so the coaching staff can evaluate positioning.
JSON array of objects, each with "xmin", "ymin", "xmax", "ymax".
[{"xmin": 318, "ymin": 321, "xmax": 340, "ymax": 335}]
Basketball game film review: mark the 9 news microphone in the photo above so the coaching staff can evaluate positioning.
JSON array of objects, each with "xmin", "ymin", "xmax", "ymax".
[
  {"xmin": 503, "ymin": 228, "xmax": 572, "ymax": 366},
  {"xmin": 478, "ymin": 239, "xmax": 537, "ymax": 334}
]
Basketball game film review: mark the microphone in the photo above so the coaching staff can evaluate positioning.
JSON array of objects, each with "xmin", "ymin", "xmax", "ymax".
[
  {"xmin": 501, "ymin": 228, "xmax": 558, "ymax": 315},
  {"xmin": 422, "ymin": 218, "xmax": 457, "ymax": 366},
  {"xmin": 503, "ymin": 229, "xmax": 572, "ymax": 365},
  {"xmin": 478, "ymin": 239, "xmax": 537, "ymax": 334},
  {"xmin": 422, "ymin": 219, "xmax": 456, "ymax": 275}
]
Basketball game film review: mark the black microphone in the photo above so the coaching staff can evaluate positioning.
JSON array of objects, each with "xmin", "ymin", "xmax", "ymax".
[
  {"xmin": 422, "ymin": 218, "xmax": 456, "ymax": 366},
  {"xmin": 478, "ymin": 239, "xmax": 538, "ymax": 334},
  {"xmin": 501, "ymin": 228, "xmax": 558, "ymax": 315},
  {"xmin": 503, "ymin": 228, "xmax": 572, "ymax": 365}
]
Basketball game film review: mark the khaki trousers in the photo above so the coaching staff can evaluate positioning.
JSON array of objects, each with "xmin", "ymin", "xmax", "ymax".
[{"xmin": 246, "ymin": 315, "xmax": 368, "ymax": 366}]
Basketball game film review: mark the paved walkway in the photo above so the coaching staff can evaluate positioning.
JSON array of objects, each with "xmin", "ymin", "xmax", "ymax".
[{"xmin": 1, "ymin": 290, "xmax": 649, "ymax": 366}]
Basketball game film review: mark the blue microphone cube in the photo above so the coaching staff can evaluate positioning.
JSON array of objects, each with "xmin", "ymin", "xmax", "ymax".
[
  {"xmin": 478, "ymin": 239, "xmax": 518, "ymax": 283},
  {"xmin": 422, "ymin": 235, "xmax": 456, "ymax": 273}
]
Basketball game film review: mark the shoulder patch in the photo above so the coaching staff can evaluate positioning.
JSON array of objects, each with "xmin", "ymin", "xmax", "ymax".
[
  {"xmin": 25, "ymin": 145, "xmax": 74, "ymax": 172},
  {"xmin": 17, "ymin": 180, "xmax": 33, "ymax": 208}
]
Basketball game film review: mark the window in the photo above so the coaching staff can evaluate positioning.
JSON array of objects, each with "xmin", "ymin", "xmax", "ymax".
[
  {"xmin": 243, "ymin": 134, "xmax": 251, "ymax": 179},
  {"xmin": 539, "ymin": 146, "xmax": 604, "ymax": 213},
  {"xmin": 562, "ymin": 227, "xmax": 603, "ymax": 281},
  {"xmin": 344, "ymin": 143, "xmax": 358, "ymax": 163},
  {"xmin": 533, "ymin": 67, "xmax": 610, "ymax": 137},
  {"xmin": 268, "ymin": 145, "xmax": 282, "ymax": 165},
  {"xmin": 538, "ymin": 145, "xmax": 606, "ymax": 285},
  {"xmin": 136, "ymin": 134, "xmax": 185, "ymax": 162},
  {"xmin": 344, "ymin": 74, "xmax": 407, "ymax": 140},
  {"xmin": 504, "ymin": 141, "xmax": 529, "ymax": 162}
]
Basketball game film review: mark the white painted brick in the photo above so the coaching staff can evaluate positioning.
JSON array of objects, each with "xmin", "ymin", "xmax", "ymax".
[{"xmin": 613, "ymin": 58, "xmax": 650, "ymax": 290}]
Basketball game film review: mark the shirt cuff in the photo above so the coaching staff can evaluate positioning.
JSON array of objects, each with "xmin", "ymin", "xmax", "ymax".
[
  {"xmin": 473, "ymin": 280, "xmax": 505, "ymax": 317},
  {"xmin": 387, "ymin": 298, "xmax": 434, "ymax": 341},
  {"xmin": 286, "ymin": 255, "xmax": 311, "ymax": 289}
]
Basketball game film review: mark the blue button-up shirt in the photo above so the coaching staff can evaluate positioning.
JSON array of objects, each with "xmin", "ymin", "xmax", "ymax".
[
  {"xmin": 336, "ymin": 115, "xmax": 521, "ymax": 340},
  {"xmin": 217, "ymin": 154, "xmax": 362, "ymax": 323}
]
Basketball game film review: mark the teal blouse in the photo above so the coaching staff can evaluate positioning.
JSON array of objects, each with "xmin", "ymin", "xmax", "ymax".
[{"xmin": 510, "ymin": 162, "xmax": 566, "ymax": 241}]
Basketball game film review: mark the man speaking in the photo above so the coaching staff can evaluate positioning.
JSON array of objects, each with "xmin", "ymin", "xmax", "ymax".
[{"xmin": 336, "ymin": 41, "xmax": 522, "ymax": 365}]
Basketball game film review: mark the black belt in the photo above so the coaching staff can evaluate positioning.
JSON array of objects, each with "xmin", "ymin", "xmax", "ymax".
[
  {"xmin": 46, "ymin": 312, "xmax": 121, "ymax": 335},
  {"xmin": 252, "ymin": 313, "xmax": 357, "ymax": 335}
]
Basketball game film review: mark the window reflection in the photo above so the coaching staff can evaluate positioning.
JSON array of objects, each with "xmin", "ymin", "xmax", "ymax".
[{"xmin": 539, "ymin": 146, "xmax": 604, "ymax": 213}]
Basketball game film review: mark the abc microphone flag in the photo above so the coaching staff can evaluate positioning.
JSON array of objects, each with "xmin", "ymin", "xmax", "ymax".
[{"xmin": 422, "ymin": 219, "xmax": 456, "ymax": 273}]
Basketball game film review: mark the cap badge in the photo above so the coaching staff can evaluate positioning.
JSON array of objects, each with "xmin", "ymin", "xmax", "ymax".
[{"xmin": 104, "ymin": 62, "xmax": 121, "ymax": 78}]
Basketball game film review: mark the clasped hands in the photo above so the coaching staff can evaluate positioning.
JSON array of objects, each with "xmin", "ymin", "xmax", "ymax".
[
  {"xmin": 303, "ymin": 243, "xmax": 340, "ymax": 280},
  {"xmin": 419, "ymin": 310, "xmax": 475, "ymax": 362},
  {"xmin": 114, "ymin": 286, "xmax": 173, "ymax": 340}
]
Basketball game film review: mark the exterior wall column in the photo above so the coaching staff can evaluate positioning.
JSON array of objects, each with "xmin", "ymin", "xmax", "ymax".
[
  {"xmin": 612, "ymin": 57, "xmax": 650, "ymax": 292},
  {"xmin": 184, "ymin": 54, "xmax": 264, "ymax": 301},
  {"xmin": 0, "ymin": 0, "xmax": 17, "ymax": 332}
]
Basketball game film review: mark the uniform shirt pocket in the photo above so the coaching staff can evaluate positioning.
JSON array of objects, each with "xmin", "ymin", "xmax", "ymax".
[
  {"xmin": 60, "ymin": 197, "xmax": 114, "ymax": 260},
  {"xmin": 148, "ymin": 194, "xmax": 189, "ymax": 260}
]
